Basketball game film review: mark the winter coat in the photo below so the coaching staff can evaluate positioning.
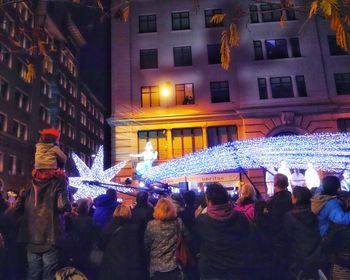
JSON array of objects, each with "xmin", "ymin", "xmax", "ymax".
[
  {"xmin": 35, "ymin": 143, "xmax": 67, "ymax": 170},
  {"xmin": 144, "ymin": 218, "xmax": 186, "ymax": 276},
  {"xmin": 131, "ymin": 203, "xmax": 154, "ymax": 229},
  {"xmin": 16, "ymin": 177, "xmax": 71, "ymax": 246},
  {"xmin": 178, "ymin": 205, "xmax": 196, "ymax": 230},
  {"xmin": 323, "ymin": 222, "xmax": 350, "ymax": 269},
  {"xmin": 92, "ymin": 194, "xmax": 118, "ymax": 229},
  {"xmin": 194, "ymin": 210, "xmax": 250, "ymax": 278},
  {"xmin": 99, "ymin": 217, "xmax": 147, "ymax": 280},
  {"xmin": 235, "ymin": 198, "xmax": 255, "ymax": 222},
  {"xmin": 284, "ymin": 206, "xmax": 322, "ymax": 268},
  {"xmin": 311, "ymin": 194, "xmax": 350, "ymax": 237}
]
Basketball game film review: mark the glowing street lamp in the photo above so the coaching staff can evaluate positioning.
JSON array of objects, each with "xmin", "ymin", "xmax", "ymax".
[{"xmin": 161, "ymin": 81, "xmax": 171, "ymax": 97}]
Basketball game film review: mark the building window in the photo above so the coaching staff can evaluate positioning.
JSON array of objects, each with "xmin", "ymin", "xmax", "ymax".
[
  {"xmin": 138, "ymin": 130, "xmax": 167, "ymax": 160},
  {"xmin": 337, "ymin": 118, "xmax": 350, "ymax": 132},
  {"xmin": 43, "ymin": 56, "xmax": 53, "ymax": 73},
  {"xmin": 16, "ymin": 60, "xmax": 27, "ymax": 80},
  {"xmin": 270, "ymin": 76, "xmax": 293, "ymax": 98},
  {"xmin": 99, "ymin": 112, "xmax": 104, "ymax": 123},
  {"xmin": 0, "ymin": 78, "xmax": 9, "ymax": 100},
  {"xmin": 99, "ymin": 129, "xmax": 104, "ymax": 140},
  {"xmin": 286, "ymin": 5, "xmax": 296, "ymax": 20},
  {"xmin": 141, "ymin": 86, "xmax": 160, "ymax": 108},
  {"xmin": 59, "ymin": 96, "xmax": 66, "ymax": 111},
  {"xmin": 210, "ymin": 81, "xmax": 230, "ymax": 103},
  {"xmin": 15, "ymin": 90, "xmax": 30, "ymax": 112},
  {"xmin": 140, "ymin": 49, "xmax": 158, "ymax": 69},
  {"xmin": 208, "ymin": 126, "xmax": 238, "ymax": 148},
  {"xmin": 173, "ymin": 46, "xmax": 192, "ymax": 67},
  {"xmin": 1, "ymin": 15, "xmax": 14, "ymax": 36},
  {"xmin": 17, "ymin": 158, "xmax": 23, "ymax": 175},
  {"xmin": 296, "ymin": 75, "xmax": 307, "ymax": 97},
  {"xmin": 39, "ymin": 105, "xmax": 51, "ymax": 124},
  {"xmin": 265, "ymin": 39, "xmax": 288, "ymax": 59},
  {"xmin": 335, "ymin": 73, "xmax": 350, "ymax": 95},
  {"xmin": 139, "ymin": 15, "xmax": 157, "ymax": 33},
  {"xmin": 328, "ymin": 35, "xmax": 348, "ymax": 56},
  {"xmin": 172, "ymin": 11, "xmax": 190, "ymax": 30},
  {"xmin": 261, "ymin": 3, "xmax": 282, "ymax": 22},
  {"xmin": 175, "ymin": 83, "xmax": 194, "ymax": 105},
  {"xmin": 68, "ymin": 82, "xmax": 77, "ymax": 97},
  {"xmin": 290, "ymin": 38, "xmax": 301, "ymax": 57},
  {"xmin": 0, "ymin": 43, "xmax": 11, "ymax": 67},
  {"xmin": 67, "ymin": 124, "xmax": 75, "ymax": 140},
  {"xmin": 80, "ymin": 112, "xmax": 87, "ymax": 126},
  {"xmin": 12, "ymin": 120, "xmax": 27, "ymax": 140},
  {"xmin": 58, "ymin": 118, "xmax": 65, "ymax": 134},
  {"xmin": 8, "ymin": 155, "xmax": 16, "ymax": 175},
  {"xmin": 81, "ymin": 93, "xmax": 87, "ymax": 106},
  {"xmin": 59, "ymin": 72, "xmax": 67, "ymax": 88},
  {"xmin": 41, "ymin": 79, "xmax": 51, "ymax": 98},
  {"xmin": 80, "ymin": 132, "xmax": 86, "ymax": 145},
  {"xmin": 254, "ymin": 40, "xmax": 264, "ymax": 60},
  {"xmin": 0, "ymin": 112, "xmax": 7, "ymax": 132},
  {"xmin": 258, "ymin": 78, "xmax": 268, "ymax": 99},
  {"xmin": 207, "ymin": 44, "xmax": 221, "ymax": 64},
  {"xmin": 172, "ymin": 128, "xmax": 203, "ymax": 158},
  {"xmin": 250, "ymin": 5, "xmax": 259, "ymax": 23},
  {"xmin": 67, "ymin": 59, "xmax": 76, "ymax": 76},
  {"xmin": 205, "ymin": 9, "xmax": 223, "ymax": 28},
  {"xmin": 68, "ymin": 103, "xmax": 75, "ymax": 117},
  {"xmin": 0, "ymin": 152, "xmax": 3, "ymax": 173}
]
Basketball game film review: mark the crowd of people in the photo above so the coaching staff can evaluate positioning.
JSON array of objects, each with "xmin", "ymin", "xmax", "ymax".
[
  {"xmin": 0, "ymin": 172, "xmax": 350, "ymax": 280},
  {"xmin": 1, "ymin": 128, "xmax": 350, "ymax": 279}
]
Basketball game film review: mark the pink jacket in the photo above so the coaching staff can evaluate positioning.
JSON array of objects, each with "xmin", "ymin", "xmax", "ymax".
[{"xmin": 235, "ymin": 203, "xmax": 255, "ymax": 222}]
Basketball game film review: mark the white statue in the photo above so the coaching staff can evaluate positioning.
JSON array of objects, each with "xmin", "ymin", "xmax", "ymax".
[
  {"xmin": 291, "ymin": 169, "xmax": 305, "ymax": 187},
  {"xmin": 265, "ymin": 166, "xmax": 276, "ymax": 197},
  {"xmin": 130, "ymin": 142, "xmax": 158, "ymax": 176},
  {"xmin": 305, "ymin": 162, "xmax": 320, "ymax": 190},
  {"xmin": 278, "ymin": 161, "xmax": 292, "ymax": 192}
]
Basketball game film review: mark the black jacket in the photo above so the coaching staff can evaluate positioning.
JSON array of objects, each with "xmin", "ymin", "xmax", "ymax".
[
  {"xmin": 99, "ymin": 217, "xmax": 147, "ymax": 280},
  {"xmin": 16, "ymin": 177, "xmax": 71, "ymax": 246},
  {"xmin": 324, "ymin": 222, "xmax": 350, "ymax": 269},
  {"xmin": 131, "ymin": 203, "xmax": 153, "ymax": 228},
  {"xmin": 194, "ymin": 211, "xmax": 250, "ymax": 277},
  {"xmin": 284, "ymin": 206, "xmax": 321, "ymax": 267}
]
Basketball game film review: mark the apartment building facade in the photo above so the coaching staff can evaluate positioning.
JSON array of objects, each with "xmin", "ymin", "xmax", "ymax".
[
  {"xmin": 110, "ymin": 0, "xmax": 350, "ymax": 188},
  {"xmin": 0, "ymin": 1, "xmax": 105, "ymax": 191}
]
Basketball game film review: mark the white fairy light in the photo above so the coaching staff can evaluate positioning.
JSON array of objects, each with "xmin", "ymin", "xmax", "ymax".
[
  {"xmin": 143, "ymin": 133, "xmax": 350, "ymax": 183},
  {"xmin": 69, "ymin": 146, "xmax": 129, "ymax": 199}
]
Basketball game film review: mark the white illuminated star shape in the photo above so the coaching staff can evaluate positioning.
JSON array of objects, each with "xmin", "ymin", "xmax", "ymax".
[{"xmin": 69, "ymin": 146, "xmax": 128, "ymax": 199}]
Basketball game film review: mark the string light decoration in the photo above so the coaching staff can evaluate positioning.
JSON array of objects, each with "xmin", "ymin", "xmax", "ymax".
[
  {"xmin": 69, "ymin": 146, "xmax": 129, "ymax": 199},
  {"xmin": 143, "ymin": 133, "xmax": 350, "ymax": 183}
]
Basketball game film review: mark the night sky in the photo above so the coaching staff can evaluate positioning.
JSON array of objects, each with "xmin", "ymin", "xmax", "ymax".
[{"xmin": 73, "ymin": 6, "xmax": 111, "ymax": 108}]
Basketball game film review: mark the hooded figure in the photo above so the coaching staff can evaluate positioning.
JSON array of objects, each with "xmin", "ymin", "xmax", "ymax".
[{"xmin": 311, "ymin": 176, "xmax": 350, "ymax": 237}]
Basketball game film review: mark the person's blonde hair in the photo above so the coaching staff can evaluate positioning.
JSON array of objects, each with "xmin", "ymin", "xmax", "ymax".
[
  {"xmin": 239, "ymin": 184, "xmax": 256, "ymax": 200},
  {"xmin": 153, "ymin": 198, "xmax": 177, "ymax": 221},
  {"xmin": 113, "ymin": 204, "xmax": 132, "ymax": 219}
]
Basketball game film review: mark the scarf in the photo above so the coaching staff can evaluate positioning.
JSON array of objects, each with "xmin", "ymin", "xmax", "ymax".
[{"xmin": 207, "ymin": 203, "xmax": 233, "ymax": 221}]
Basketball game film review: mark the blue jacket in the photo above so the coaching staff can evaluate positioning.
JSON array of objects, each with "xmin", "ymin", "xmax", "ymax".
[
  {"xmin": 311, "ymin": 194, "xmax": 350, "ymax": 237},
  {"xmin": 93, "ymin": 194, "xmax": 118, "ymax": 229}
]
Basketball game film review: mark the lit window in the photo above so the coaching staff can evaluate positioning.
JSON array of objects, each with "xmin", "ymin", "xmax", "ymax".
[
  {"xmin": 141, "ymin": 86, "xmax": 160, "ymax": 108},
  {"xmin": 175, "ymin": 83, "xmax": 194, "ymax": 105},
  {"xmin": 0, "ymin": 112, "xmax": 7, "ymax": 132}
]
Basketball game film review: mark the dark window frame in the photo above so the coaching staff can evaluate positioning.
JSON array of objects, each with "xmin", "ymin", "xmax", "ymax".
[
  {"xmin": 328, "ymin": 35, "xmax": 348, "ymax": 56},
  {"xmin": 207, "ymin": 125, "xmax": 238, "ymax": 148},
  {"xmin": 173, "ymin": 46, "xmax": 192, "ymax": 67},
  {"xmin": 296, "ymin": 75, "xmax": 307, "ymax": 97},
  {"xmin": 139, "ymin": 15, "xmax": 157, "ymax": 33},
  {"xmin": 210, "ymin": 81, "xmax": 230, "ymax": 103},
  {"xmin": 261, "ymin": 3, "xmax": 282, "ymax": 22},
  {"xmin": 335, "ymin": 73, "xmax": 350, "ymax": 95},
  {"xmin": 258, "ymin": 78, "xmax": 268, "ymax": 99},
  {"xmin": 140, "ymin": 49, "xmax": 158, "ymax": 69},
  {"xmin": 207, "ymin": 44, "xmax": 221, "ymax": 64},
  {"xmin": 172, "ymin": 11, "xmax": 190, "ymax": 30},
  {"xmin": 270, "ymin": 76, "xmax": 293, "ymax": 98},
  {"xmin": 254, "ymin": 40, "xmax": 264, "ymax": 60},
  {"xmin": 265, "ymin": 39, "xmax": 288, "ymax": 59},
  {"xmin": 290, "ymin": 38, "xmax": 301, "ymax": 57},
  {"xmin": 250, "ymin": 5, "xmax": 259, "ymax": 23},
  {"xmin": 205, "ymin": 9, "xmax": 224, "ymax": 28}
]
